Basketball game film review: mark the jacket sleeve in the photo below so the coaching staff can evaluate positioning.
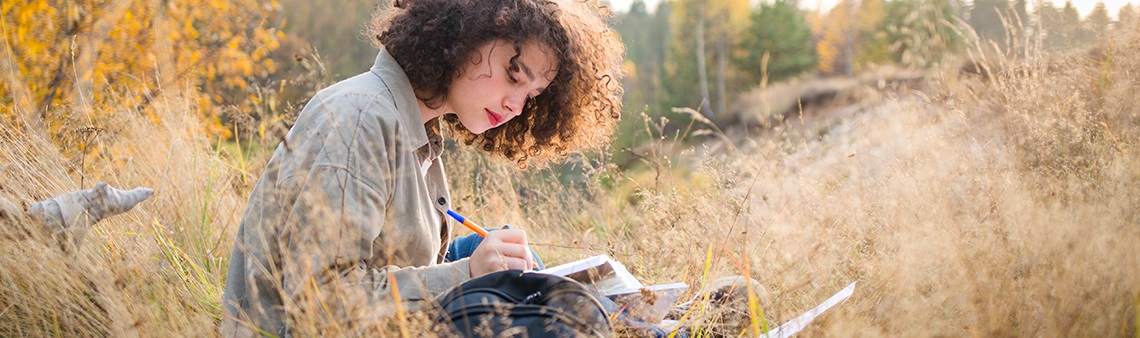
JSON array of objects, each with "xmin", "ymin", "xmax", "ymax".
[{"xmin": 275, "ymin": 94, "xmax": 469, "ymax": 318}]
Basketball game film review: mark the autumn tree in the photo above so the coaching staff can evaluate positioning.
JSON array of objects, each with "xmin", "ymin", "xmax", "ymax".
[
  {"xmin": 1, "ymin": 0, "xmax": 282, "ymax": 139},
  {"xmin": 735, "ymin": 0, "xmax": 816, "ymax": 83},
  {"xmin": 814, "ymin": 0, "xmax": 890, "ymax": 76},
  {"xmin": 814, "ymin": 0, "xmax": 855, "ymax": 75},
  {"xmin": 853, "ymin": 0, "xmax": 892, "ymax": 71}
]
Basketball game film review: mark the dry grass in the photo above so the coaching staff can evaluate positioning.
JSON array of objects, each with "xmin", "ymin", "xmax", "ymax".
[
  {"xmin": 1, "ymin": 91, "xmax": 248, "ymax": 336},
  {"xmin": 2, "ymin": 24, "xmax": 1139, "ymax": 338}
]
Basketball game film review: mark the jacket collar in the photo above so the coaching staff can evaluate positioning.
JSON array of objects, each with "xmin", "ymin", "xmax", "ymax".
[{"xmin": 370, "ymin": 48, "xmax": 433, "ymax": 150}]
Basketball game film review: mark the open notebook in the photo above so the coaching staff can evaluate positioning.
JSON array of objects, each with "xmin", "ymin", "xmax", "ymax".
[
  {"xmin": 535, "ymin": 255, "xmax": 859, "ymax": 333},
  {"xmin": 534, "ymin": 255, "xmax": 688, "ymax": 323}
]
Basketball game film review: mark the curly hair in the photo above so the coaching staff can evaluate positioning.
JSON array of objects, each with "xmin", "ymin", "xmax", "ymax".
[{"xmin": 370, "ymin": 0, "xmax": 624, "ymax": 168}]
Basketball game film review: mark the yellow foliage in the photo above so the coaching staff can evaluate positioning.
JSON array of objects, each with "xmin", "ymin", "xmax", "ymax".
[
  {"xmin": 623, "ymin": 59, "xmax": 637, "ymax": 78},
  {"xmin": 815, "ymin": 0, "xmax": 853, "ymax": 75},
  {"xmin": 1, "ymin": 0, "xmax": 281, "ymax": 141}
]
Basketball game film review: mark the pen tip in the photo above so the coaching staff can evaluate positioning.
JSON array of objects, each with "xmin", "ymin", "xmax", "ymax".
[{"xmin": 446, "ymin": 209, "xmax": 464, "ymax": 222}]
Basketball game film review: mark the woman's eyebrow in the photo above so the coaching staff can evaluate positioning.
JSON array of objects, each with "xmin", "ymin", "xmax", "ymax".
[
  {"xmin": 518, "ymin": 61, "xmax": 536, "ymax": 83},
  {"xmin": 517, "ymin": 60, "xmax": 550, "ymax": 95}
]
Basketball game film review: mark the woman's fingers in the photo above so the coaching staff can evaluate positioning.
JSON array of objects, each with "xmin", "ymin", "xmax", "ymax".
[
  {"xmin": 468, "ymin": 230, "xmax": 536, "ymax": 277},
  {"xmin": 487, "ymin": 243, "xmax": 535, "ymax": 270},
  {"xmin": 487, "ymin": 230, "xmax": 536, "ymax": 269},
  {"xmin": 488, "ymin": 229, "xmax": 527, "ymax": 245},
  {"xmin": 492, "ymin": 256, "xmax": 531, "ymax": 271},
  {"xmin": 487, "ymin": 241, "xmax": 530, "ymax": 259},
  {"xmin": 484, "ymin": 230, "xmax": 534, "ymax": 266}
]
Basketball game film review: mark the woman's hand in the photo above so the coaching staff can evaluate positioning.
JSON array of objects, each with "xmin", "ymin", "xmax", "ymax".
[{"xmin": 468, "ymin": 229, "xmax": 536, "ymax": 278}]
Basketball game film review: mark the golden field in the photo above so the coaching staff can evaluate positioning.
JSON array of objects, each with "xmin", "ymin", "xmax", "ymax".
[{"xmin": 1, "ymin": 20, "xmax": 1138, "ymax": 338}]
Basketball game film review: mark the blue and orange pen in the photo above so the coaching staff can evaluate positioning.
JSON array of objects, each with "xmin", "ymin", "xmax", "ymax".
[
  {"xmin": 446, "ymin": 209, "xmax": 489, "ymax": 237},
  {"xmin": 446, "ymin": 209, "xmax": 537, "ymax": 269}
]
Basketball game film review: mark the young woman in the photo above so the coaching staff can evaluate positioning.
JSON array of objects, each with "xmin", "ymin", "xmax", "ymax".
[{"xmin": 221, "ymin": 0, "xmax": 623, "ymax": 335}]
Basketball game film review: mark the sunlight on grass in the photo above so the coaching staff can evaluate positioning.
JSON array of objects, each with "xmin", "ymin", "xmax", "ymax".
[{"xmin": 1, "ymin": 17, "xmax": 1139, "ymax": 338}]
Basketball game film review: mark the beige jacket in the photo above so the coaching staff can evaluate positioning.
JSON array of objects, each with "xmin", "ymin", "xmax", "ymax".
[{"xmin": 222, "ymin": 49, "xmax": 470, "ymax": 337}]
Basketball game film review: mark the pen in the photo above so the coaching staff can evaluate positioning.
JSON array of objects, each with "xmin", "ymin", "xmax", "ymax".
[
  {"xmin": 446, "ymin": 209, "xmax": 537, "ymax": 269},
  {"xmin": 446, "ymin": 209, "xmax": 489, "ymax": 237}
]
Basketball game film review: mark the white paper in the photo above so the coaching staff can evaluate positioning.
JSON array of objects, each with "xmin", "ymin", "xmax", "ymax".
[
  {"xmin": 537, "ymin": 254, "xmax": 612, "ymax": 277},
  {"xmin": 593, "ymin": 259, "xmax": 645, "ymax": 295},
  {"xmin": 535, "ymin": 254, "xmax": 646, "ymax": 296},
  {"xmin": 758, "ymin": 281, "xmax": 857, "ymax": 338}
]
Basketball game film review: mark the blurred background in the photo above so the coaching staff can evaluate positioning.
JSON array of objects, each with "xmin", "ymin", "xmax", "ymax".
[
  {"xmin": 4, "ymin": 0, "xmax": 1134, "ymax": 160},
  {"xmin": 2, "ymin": 0, "xmax": 1139, "ymax": 336}
]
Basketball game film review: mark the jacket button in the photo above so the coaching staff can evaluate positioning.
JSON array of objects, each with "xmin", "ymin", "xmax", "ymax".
[{"xmin": 437, "ymin": 197, "xmax": 446, "ymax": 205}]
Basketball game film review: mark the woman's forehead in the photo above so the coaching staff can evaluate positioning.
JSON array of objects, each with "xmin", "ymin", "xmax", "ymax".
[{"xmin": 516, "ymin": 41, "xmax": 559, "ymax": 80}]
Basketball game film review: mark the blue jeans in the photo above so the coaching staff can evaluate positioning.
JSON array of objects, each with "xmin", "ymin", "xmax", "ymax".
[{"xmin": 444, "ymin": 227, "xmax": 546, "ymax": 270}]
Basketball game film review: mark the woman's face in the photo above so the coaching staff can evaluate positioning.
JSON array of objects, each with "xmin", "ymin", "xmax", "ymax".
[{"xmin": 443, "ymin": 39, "xmax": 558, "ymax": 134}]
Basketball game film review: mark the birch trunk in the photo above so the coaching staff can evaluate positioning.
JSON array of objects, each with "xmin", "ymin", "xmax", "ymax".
[
  {"xmin": 716, "ymin": 34, "xmax": 727, "ymax": 121},
  {"xmin": 696, "ymin": 11, "xmax": 713, "ymax": 118}
]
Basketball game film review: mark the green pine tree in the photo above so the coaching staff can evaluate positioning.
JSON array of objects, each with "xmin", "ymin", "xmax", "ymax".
[
  {"xmin": 881, "ymin": 0, "xmax": 962, "ymax": 69},
  {"xmin": 1119, "ymin": 4, "xmax": 1137, "ymax": 27},
  {"xmin": 616, "ymin": 0, "xmax": 659, "ymax": 113},
  {"xmin": 1084, "ymin": 2, "xmax": 1111, "ymax": 39},
  {"xmin": 1060, "ymin": 1, "xmax": 1088, "ymax": 48},
  {"xmin": 613, "ymin": 0, "xmax": 673, "ymax": 151},
  {"xmin": 1036, "ymin": 2, "xmax": 1065, "ymax": 51},
  {"xmin": 734, "ymin": 0, "xmax": 817, "ymax": 84},
  {"xmin": 665, "ymin": 0, "xmax": 750, "ymax": 118}
]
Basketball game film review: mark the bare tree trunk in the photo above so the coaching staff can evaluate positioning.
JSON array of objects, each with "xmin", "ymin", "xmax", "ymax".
[
  {"xmin": 842, "ymin": 0, "xmax": 855, "ymax": 76},
  {"xmin": 696, "ymin": 8, "xmax": 713, "ymax": 118},
  {"xmin": 716, "ymin": 34, "xmax": 727, "ymax": 121}
]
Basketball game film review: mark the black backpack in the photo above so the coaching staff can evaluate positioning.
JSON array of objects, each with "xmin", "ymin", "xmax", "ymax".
[{"xmin": 436, "ymin": 270, "xmax": 613, "ymax": 337}]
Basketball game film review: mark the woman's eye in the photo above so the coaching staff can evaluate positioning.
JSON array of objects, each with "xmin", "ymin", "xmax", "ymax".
[{"xmin": 507, "ymin": 63, "xmax": 521, "ymax": 83}]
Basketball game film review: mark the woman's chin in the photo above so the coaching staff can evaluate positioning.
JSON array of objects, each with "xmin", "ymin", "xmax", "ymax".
[{"xmin": 461, "ymin": 123, "xmax": 489, "ymax": 135}]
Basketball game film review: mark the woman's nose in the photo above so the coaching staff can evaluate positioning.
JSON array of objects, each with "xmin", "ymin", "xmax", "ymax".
[{"xmin": 504, "ymin": 91, "xmax": 527, "ymax": 114}]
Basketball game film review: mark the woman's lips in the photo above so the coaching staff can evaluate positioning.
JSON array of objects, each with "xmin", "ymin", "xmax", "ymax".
[{"xmin": 485, "ymin": 109, "xmax": 503, "ymax": 126}]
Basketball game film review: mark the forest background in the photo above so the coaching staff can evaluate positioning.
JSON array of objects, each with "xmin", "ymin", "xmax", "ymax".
[
  {"xmin": 4, "ymin": 0, "xmax": 1130, "ymax": 160},
  {"xmin": 2, "ymin": 0, "xmax": 1139, "ymax": 336}
]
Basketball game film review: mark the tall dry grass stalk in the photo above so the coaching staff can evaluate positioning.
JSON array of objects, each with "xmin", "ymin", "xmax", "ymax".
[
  {"xmin": 444, "ymin": 22, "xmax": 1140, "ymax": 336},
  {"xmin": 726, "ymin": 22, "xmax": 1137, "ymax": 336},
  {"xmin": 1, "ymin": 23, "xmax": 1137, "ymax": 338},
  {"xmin": 1, "ymin": 89, "xmax": 250, "ymax": 336}
]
